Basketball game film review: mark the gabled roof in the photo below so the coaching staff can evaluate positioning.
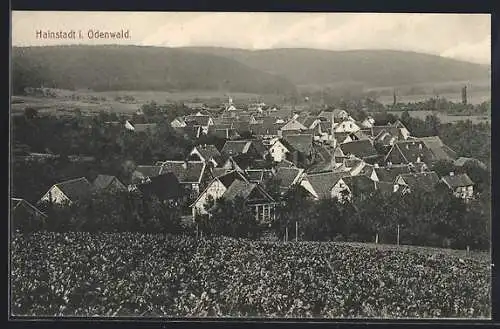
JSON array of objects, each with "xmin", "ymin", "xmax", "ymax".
[
  {"xmin": 157, "ymin": 161, "xmax": 206, "ymax": 184},
  {"xmin": 419, "ymin": 136, "xmax": 457, "ymax": 161},
  {"xmin": 93, "ymin": 174, "xmax": 124, "ymax": 191},
  {"xmin": 174, "ymin": 125, "xmax": 202, "ymax": 139},
  {"xmin": 282, "ymin": 134, "xmax": 313, "ymax": 154},
  {"xmin": 342, "ymin": 175, "xmax": 377, "ymax": 196},
  {"xmin": 185, "ymin": 115, "xmax": 212, "ymax": 126},
  {"xmin": 222, "ymin": 180, "xmax": 275, "ymax": 203},
  {"xmin": 281, "ymin": 118, "xmax": 308, "ymax": 131},
  {"xmin": 11, "ymin": 198, "xmax": 47, "ymax": 218},
  {"xmin": 397, "ymin": 171, "xmax": 440, "ymax": 192},
  {"xmin": 193, "ymin": 144, "xmax": 221, "ymax": 161},
  {"xmin": 374, "ymin": 165, "xmax": 412, "ymax": 183},
  {"xmin": 303, "ymin": 171, "xmax": 344, "ymax": 199},
  {"xmin": 276, "ymin": 159, "xmax": 297, "ymax": 168},
  {"xmin": 339, "ymin": 140, "xmax": 378, "ymax": 159},
  {"xmin": 217, "ymin": 170, "xmax": 249, "ymax": 188},
  {"xmin": 136, "ymin": 172, "xmax": 184, "ymax": 200},
  {"xmin": 374, "ymin": 181, "xmax": 394, "ymax": 194},
  {"xmin": 245, "ymin": 169, "xmax": 273, "ymax": 183},
  {"xmin": 52, "ymin": 177, "xmax": 92, "ymax": 201},
  {"xmin": 275, "ymin": 167, "xmax": 305, "ymax": 190},
  {"xmin": 442, "ymin": 173, "xmax": 474, "ymax": 188},
  {"xmin": 221, "ymin": 140, "xmax": 253, "ymax": 156}
]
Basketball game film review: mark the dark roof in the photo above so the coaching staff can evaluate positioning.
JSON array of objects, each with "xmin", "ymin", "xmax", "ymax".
[
  {"xmin": 133, "ymin": 123, "xmax": 157, "ymax": 133},
  {"xmin": 193, "ymin": 144, "xmax": 221, "ymax": 161},
  {"xmin": 93, "ymin": 174, "xmax": 125, "ymax": 191},
  {"xmin": 158, "ymin": 161, "xmax": 206, "ymax": 183},
  {"xmin": 250, "ymin": 123, "xmax": 282, "ymax": 136},
  {"xmin": 54, "ymin": 177, "xmax": 92, "ymax": 201},
  {"xmin": 136, "ymin": 173, "xmax": 184, "ymax": 200},
  {"xmin": 419, "ymin": 136, "xmax": 457, "ymax": 161},
  {"xmin": 340, "ymin": 140, "xmax": 378, "ymax": 159},
  {"xmin": 397, "ymin": 171, "xmax": 440, "ymax": 192},
  {"xmin": 245, "ymin": 169, "xmax": 273, "ymax": 183},
  {"xmin": 374, "ymin": 165, "xmax": 412, "ymax": 183},
  {"xmin": 282, "ymin": 134, "xmax": 313, "ymax": 154},
  {"xmin": 232, "ymin": 121, "xmax": 251, "ymax": 133},
  {"xmin": 276, "ymin": 159, "xmax": 297, "ymax": 168},
  {"xmin": 221, "ymin": 140, "xmax": 253, "ymax": 156},
  {"xmin": 174, "ymin": 125, "xmax": 201, "ymax": 139},
  {"xmin": 11, "ymin": 198, "xmax": 47, "ymax": 218},
  {"xmin": 185, "ymin": 115, "xmax": 212, "ymax": 126},
  {"xmin": 304, "ymin": 171, "xmax": 344, "ymax": 199},
  {"xmin": 222, "ymin": 180, "xmax": 275, "ymax": 204},
  {"xmin": 217, "ymin": 170, "xmax": 249, "ymax": 188},
  {"xmin": 275, "ymin": 167, "xmax": 304, "ymax": 189},
  {"xmin": 442, "ymin": 173, "xmax": 474, "ymax": 188},
  {"xmin": 342, "ymin": 175, "xmax": 377, "ymax": 196}
]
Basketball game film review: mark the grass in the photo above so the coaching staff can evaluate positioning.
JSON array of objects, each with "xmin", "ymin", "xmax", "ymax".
[{"xmin": 386, "ymin": 110, "xmax": 490, "ymax": 124}]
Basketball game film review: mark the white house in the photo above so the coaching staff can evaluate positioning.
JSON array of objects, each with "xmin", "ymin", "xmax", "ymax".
[
  {"xmin": 170, "ymin": 117, "xmax": 187, "ymax": 128},
  {"xmin": 125, "ymin": 120, "xmax": 135, "ymax": 131},
  {"xmin": 39, "ymin": 177, "xmax": 92, "ymax": 206},
  {"xmin": 191, "ymin": 170, "xmax": 249, "ymax": 218},
  {"xmin": 269, "ymin": 139, "xmax": 290, "ymax": 162},
  {"xmin": 334, "ymin": 120, "xmax": 361, "ymax": 133}
]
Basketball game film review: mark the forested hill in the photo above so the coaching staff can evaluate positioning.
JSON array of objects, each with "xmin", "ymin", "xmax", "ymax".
[
  {"xmin": 11, "ymin": 45, "xmax": 297, "ymax": 95},
  {"xmin": 183, "ymin": 47, "xmax": 491, "ymax": 89},
  {"xmin": 12, "ymin": 45, "xmax": 490, "ymax": 95}
]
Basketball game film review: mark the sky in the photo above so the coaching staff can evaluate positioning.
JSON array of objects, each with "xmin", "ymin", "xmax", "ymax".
[{"xmin": 11, "ymin": 11, "xmax": 491, "ymax": 65}]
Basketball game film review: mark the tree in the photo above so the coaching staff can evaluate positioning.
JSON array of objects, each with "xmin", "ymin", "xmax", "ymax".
[{"xmin": 24, "ymin": 107, "xmax": 38, "ymax": 120}]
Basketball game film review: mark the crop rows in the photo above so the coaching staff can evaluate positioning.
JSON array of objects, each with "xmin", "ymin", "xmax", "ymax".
[{"xmin": 11, "ymin": 232, "xmax": 491, "ymax": 318}]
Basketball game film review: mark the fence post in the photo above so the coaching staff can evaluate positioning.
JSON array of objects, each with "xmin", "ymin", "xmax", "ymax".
[
  {"xmin": 285, "ymin": 226, "xmax": 289, "ymax": 242},
  {"xmin": 295, "ymin": 221, "xmax": 298, "ymax": 242},
  {"xmin": 375, "ymin": 233, "xmax": 379, "ymax": 244},
  {"xmin": 467, "ymin": 245, "xmax": 470, "ymax": 256},
  {"xmin": 397, "ymin": 224, "xmax": 400, "ymax": 246}
]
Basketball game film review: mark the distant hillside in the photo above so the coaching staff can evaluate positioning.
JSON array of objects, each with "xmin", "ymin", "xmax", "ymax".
[
  {"xmin": 12, "ymin": 45, "xmax": 490, "ymax": 96},
  {"xmin": 183, "ymin": 47, "xmax": 491, "ymax": 90},
  {"xmin": 11, "ymin": 45, "xmax": 297, "ymax": 95}
]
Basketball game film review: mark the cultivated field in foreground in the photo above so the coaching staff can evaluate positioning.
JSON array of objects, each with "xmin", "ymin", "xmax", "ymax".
[{"xmin": 11, "ymin": 232, "xmax": 490, "ymax": 319}]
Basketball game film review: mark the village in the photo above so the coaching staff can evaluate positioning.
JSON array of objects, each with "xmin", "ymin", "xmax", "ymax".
[{"xmin": 12, "ymin": 95, "xmax": 483, "ymax": 237}]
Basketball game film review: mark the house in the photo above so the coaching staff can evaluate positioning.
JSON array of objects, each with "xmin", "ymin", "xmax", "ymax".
[
  {"xmin": 219, "ymin": 154, "xmax": 253, "ymax": 171},
  {"xmin": 174, "ymin": 125, "xmax": 202, "ymax": 139},
  {"xmin": 221, "ymin": 140, "xmax": 261, "ymax": 159},
  {"xmin": 189, "ymin": 145, "xmax": 222, "ymax": 167},
  {"xmin": 441, "ymin": 172, "xmax": 474, "ymax": 200},
  {"xmin": 155, "ymin": 160, "xmax": 209, "ymax": 197},
  {"xmin": 370, "ymin": 164, "xmax": 413, "ymax": 183},
  {"xmin": 385, "ymin": 137, "xmax": 456, "ymax": 165},
  {"xmin": 275, "ymin": 167, "xmax": 305, "ymax": 194},
  {"xmin": 184, "ymin": 115, "xmax": 214, "ymax": 134},
  {"xmin": 334, "ymin": 119, "xmax": 361, "ymax": 133},
  {"xmin": 39, "ymin": 177, "xmax": 92, "ymax": 205},
  {"xmin": 92, "ymin": 175, "xmax": 127, "ymax": 193},
  {"xmin": 276, "ymin": 159, "xmax": 297, "ymax": 169},
  {"xmin": 338, "ymin": 140, "xmax": 379, "ymax": 163},
  {"xmin": 339, "ymin": 175, "xmax": 377, "ymax": 201},
  {"xmin": 300, "ymin": 171, "xmax": 345, "ymax": 200},
  {"xmin": 245, "ymin": 169, "xmax": 274, "ymax": 184},
  {"xmin": 136, "ymin": 172, "xmax": 185, "ymax": 205},
  {"xmin": 269, "ymin": 139, "xmax": 290, "ymax": 162},
  {"xmin": 191, "ymin": 170, "xmax": 249, "ymax": 217},
  {"xmin": 279, "ymin": 118, "xmax": 308, "ymax": 134},
  {"xmin": 220, "ymin": 180, "xmax": 278, "ymax": 224},
  {"xmin": 318, "ymin": 109, "xmax": 349, "ymax": 121},
  {"xmin": 11, "ymin": 198, "xmax": 47, "ymax": 231},
  {"xmin": 282, "ymin": 134, "xmax": 315, "ymax": 166},
  {"xmin": 419, "ymin": 136, "xmax": 457, "ymax": 162},
  {"xmin": 394, "ymin": 171, "xmax": 440, "ymax": 194},
  {"xmin": 391, "ymin": 120, "xmax": 411, "ymax": 139},
  {"xmin": 170, "ymin": 117, "xmax": 187, "ymax": 128}
]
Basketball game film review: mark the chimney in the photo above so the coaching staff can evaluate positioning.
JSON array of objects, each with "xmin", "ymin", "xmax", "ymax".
[
  {"xmin": 450, "ymin": 171, "xmax": 454, "ymax": 176},
  {"xmin": 374, "ymin": 163, "xmax": 379, "ymax": 168}
]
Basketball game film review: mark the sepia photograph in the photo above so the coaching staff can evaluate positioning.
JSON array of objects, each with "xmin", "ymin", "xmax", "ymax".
[{"xmin": 10, "ymin": 11, "xmax": 491, "ymax": 319}]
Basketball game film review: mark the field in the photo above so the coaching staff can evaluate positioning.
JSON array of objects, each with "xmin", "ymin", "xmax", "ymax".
[
  {"xmin": 385, "ymin": 110, "xmax": 490, "ymax": 124},
  {"xmin": 378, "ymin": 90, "xmax": 490, "ymax": 106},
  {"xmin": 11, "ymin": 232, "xmax": 491, "ymax": 318},
  {"xmin": 10, "ymin": 90, "xmax": 286, "ymax": 116}
]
